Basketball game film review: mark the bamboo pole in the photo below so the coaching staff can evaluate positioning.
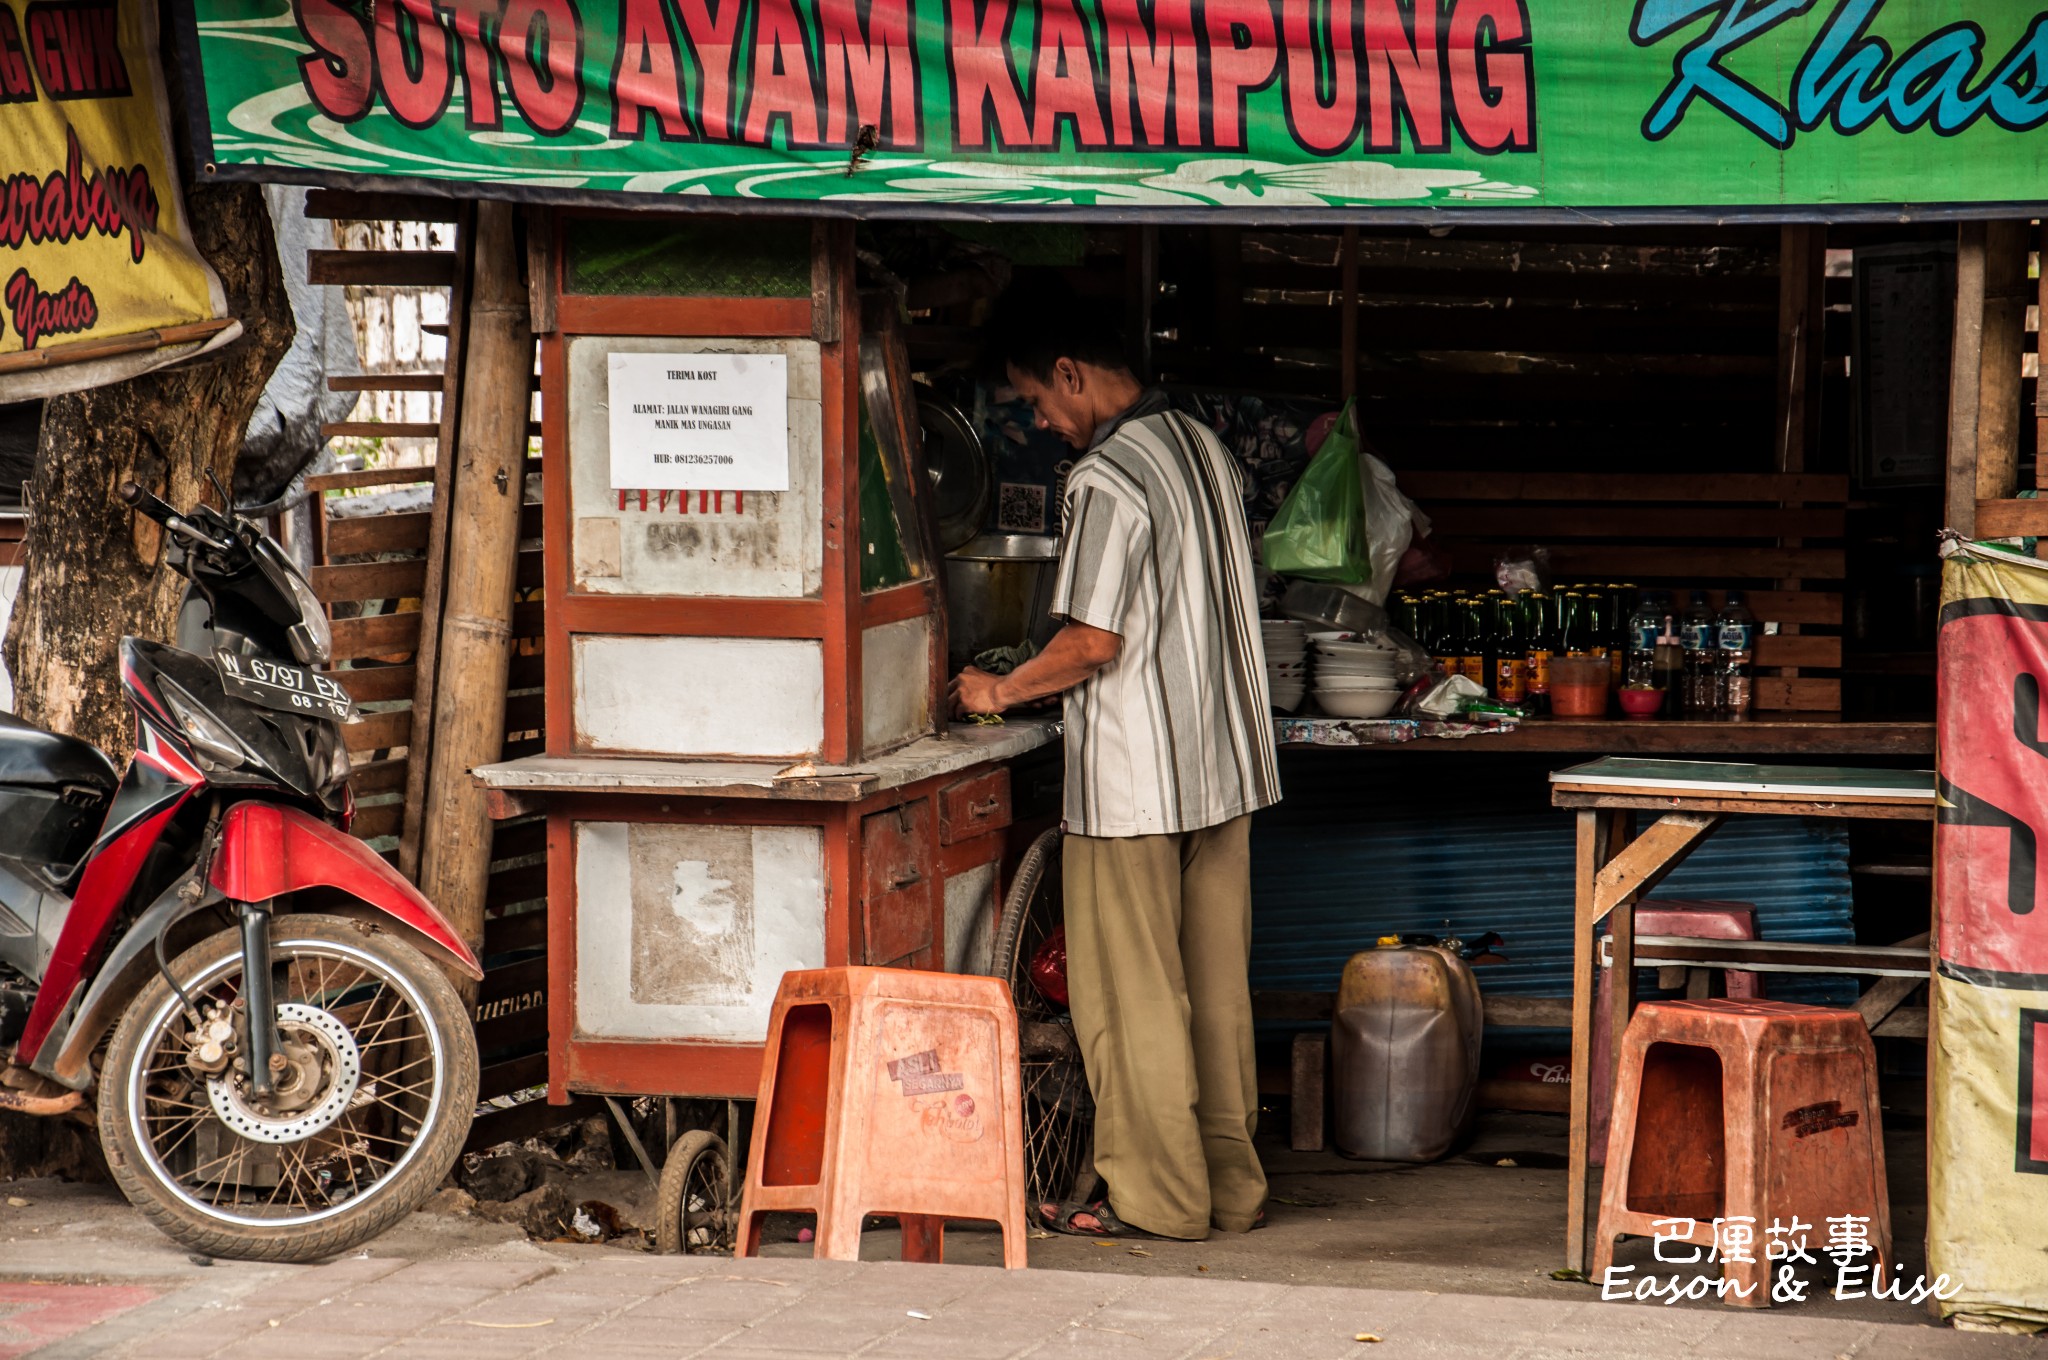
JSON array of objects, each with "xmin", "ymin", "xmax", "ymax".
[
  {"xmin": 398, "ymin": 202, "xmax": 475, "ymax": 882},
  {"xmin": 414, "ymin": 200, "xmax": 532, "ymax": 992}
]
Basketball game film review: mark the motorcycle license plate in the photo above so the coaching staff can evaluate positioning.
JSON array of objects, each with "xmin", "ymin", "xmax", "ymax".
[{"xmin": 214, "ymin": 651, "xmax": 356, "ymax": 722}]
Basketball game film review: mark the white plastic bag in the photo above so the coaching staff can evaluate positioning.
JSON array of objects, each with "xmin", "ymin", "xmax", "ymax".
[{"xmin": 1339, "ymin": 452, "xmax": 1430, "ymax": 607}]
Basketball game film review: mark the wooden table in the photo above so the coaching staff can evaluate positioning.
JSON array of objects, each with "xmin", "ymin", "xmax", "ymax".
[{"xmin": 1548, "ymin": 757, "xmax": 1937, "ymax": 1273}]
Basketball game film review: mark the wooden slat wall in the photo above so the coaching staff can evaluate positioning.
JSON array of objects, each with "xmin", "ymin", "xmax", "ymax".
[
  {"xmin": 303, "ymin": 197, "xmax": 555, "ymax": 1141},
  {"xmin": 1154, "ymin": 225, "xmax": 1783, "ymax": 469},
  {"xmin": 1146, "ymin": 226, "xmax": 1845, "ymax": 712}
]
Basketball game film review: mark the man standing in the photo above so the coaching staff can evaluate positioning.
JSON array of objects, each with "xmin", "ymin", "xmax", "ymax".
[{"xmin": 950, "ymin": 294, "xmax": 1280, "ymax": 1241}]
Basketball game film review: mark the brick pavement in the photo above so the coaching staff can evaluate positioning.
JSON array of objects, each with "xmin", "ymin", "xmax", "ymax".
[{"xmin": 24, "ymin": 1255, "xmax": 2044, "ymax": 1360}]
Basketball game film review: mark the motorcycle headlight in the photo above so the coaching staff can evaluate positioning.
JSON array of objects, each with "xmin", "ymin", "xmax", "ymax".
[
  {"xmin": 283, "ymin": 568, "xmax": 333, "ymax": 666},
  {"xmin": 161, "ymin": 681, "xmax": 245, "ymax": 770}
]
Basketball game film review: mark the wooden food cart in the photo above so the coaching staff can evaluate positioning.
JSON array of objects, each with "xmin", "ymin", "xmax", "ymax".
[{"xmin": 471, "ymin": 216, "xmax": 1056, "ymax": 1245}]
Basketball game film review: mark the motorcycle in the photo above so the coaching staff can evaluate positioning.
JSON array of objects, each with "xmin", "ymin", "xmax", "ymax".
[{"xmin": 0, "ymin": 481, "xmax": 480, "ymax": 1262}]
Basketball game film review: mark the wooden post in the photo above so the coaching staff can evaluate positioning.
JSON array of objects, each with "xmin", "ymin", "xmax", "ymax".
[
  {"xmin": 1948, "ymin": 219, "xmax": 2031, "ymax": 537},
  {"xmin": 1946, "ymin": 224, "xmax": 1987, "ymax": 536},
  {"xmin": 1565, "ymin": 807, "xmax": 1616, "ymax": 1274},
  {"xmin": 1772, "ymin": 225, "xmax": 1825, "ymax": 684},
  {"xmin": 1774, "ymin": 224, "xmax": 1825, "ymax": 476},
  {"xmin": 415, "ymin": 200, "xmax": 534, "ymax": 989},
  {"xmin": 1975, "ymin": 219, "xmax": 2032, "ymax": 506},
  {"xmin": 1340, "ymin": 226, "xmax": 1359, "ymax": 402},
  {"xmin": 2038, "ymin": 221, "xmax": 2048, "ymax": 493}
]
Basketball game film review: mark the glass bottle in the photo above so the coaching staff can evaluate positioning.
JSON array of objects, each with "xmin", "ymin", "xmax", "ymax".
[
  {"xmin": 1494, "ymin": 593, "xmax": 1529, "ymax": 704},
  {"xmin": 1523, "ymin": 591, "xmax": 1553, "ymax": 716}
]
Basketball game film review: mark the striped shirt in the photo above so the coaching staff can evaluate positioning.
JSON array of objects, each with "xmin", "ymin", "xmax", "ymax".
[{"xmin": 1050, "ymin": 401, "xmax": 1282, "ymax": 838}]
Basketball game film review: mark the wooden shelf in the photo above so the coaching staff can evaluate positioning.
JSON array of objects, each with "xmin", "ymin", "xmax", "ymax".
[{"xmin": 1284, "ymin": 717, "xmax": 1932, "ymax": 756}]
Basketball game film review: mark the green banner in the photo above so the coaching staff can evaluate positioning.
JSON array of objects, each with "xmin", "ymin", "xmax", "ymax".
[{"xmin": 183, "ymin": 1, "xmax": 2048, "ymax": 214}]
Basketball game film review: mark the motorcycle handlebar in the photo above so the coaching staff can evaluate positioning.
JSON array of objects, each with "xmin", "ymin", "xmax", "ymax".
[{"xmin": 118, "ymin": 481, "xmax": 180, "ymax": 526}]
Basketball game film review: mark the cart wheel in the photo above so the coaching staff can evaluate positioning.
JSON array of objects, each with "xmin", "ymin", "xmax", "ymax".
[
  {"xmin": 654, "ymin": 1130, "xmax": 734, "ymax": 1255},
  {"xmin": 987, "ymin": 828, "xmax": 1098, "ymax": 1208}
]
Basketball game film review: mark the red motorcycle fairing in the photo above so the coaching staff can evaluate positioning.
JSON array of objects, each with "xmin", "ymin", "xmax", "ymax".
[
  {"xmin": 14, "ymin": 748, "xmax": 198, "ymax": 1065},
  {"xmin": 209, "ymin": 803, "xmax": 482, "ymax": 980}
]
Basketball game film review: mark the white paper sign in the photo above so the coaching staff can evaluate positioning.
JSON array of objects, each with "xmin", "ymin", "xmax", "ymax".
[{"xmin": 606, "ymin": 352, "xmax": 789, "ymax": 491}]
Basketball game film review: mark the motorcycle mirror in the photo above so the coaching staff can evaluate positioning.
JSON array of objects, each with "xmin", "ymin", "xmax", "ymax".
[{"xmin": 204, "ymin": 468, "xmax": 234, "ymax": 516}]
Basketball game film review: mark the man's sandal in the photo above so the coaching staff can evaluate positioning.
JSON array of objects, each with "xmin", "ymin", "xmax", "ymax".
[{"xmin": 1038, "ymin": 1199, "xmax": 1162, "ymax": 1239}]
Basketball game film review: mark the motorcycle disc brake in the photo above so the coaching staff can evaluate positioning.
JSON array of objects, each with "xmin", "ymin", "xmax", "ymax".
[{"xmin": 206, "ymin": 1003, "xmax": 362, "ymax": 1145}]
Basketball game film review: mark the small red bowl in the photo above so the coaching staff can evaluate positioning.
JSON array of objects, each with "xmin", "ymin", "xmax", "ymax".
[{"xmin": 1617, "ymin": 686, "xmax": 1666, "ymax": 719}]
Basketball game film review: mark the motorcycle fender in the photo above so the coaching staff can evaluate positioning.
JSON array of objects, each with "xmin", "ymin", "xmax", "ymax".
[
  {"xmin": 37, "ymin": 880, "xmax": 223, "ymax": 1090},
  {"xmin": 211, "ymin": 804, "xmax": 483, "ymax": 981}
]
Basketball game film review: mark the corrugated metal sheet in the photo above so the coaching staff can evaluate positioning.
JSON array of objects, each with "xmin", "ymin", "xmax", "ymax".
[{"xmin": 1250, "ymin": 812, "xmax": 1857, "ymax": 1009}]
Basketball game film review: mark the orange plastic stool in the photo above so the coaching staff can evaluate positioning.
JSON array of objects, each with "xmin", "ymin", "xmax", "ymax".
[
  {"xmin": 1592, "ymin": 900, "xmax": 1763, "ymax": 1167},
  {"xmin": 1592, "ymin": 999, "xmax": 1889, "ymax": 1308},
  {"xmin": 735, "ymin": 966, "xmax": 1028, "ymax": 1268}
]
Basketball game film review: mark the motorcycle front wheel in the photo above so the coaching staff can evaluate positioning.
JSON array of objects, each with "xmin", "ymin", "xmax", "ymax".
[{"xmin": 99, "ymin": 913, "xmax": 477, "ymax": 1262}]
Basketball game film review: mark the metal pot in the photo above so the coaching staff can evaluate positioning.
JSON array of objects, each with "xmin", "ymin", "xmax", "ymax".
[{"xmin": 942, "ymin": 534, "xmax": 1062, "ymax": 669}]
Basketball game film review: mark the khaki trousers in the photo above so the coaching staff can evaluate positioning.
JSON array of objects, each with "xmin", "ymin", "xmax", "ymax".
[{"xmin": 1061, "ymin": 815, "xmax": 1266, "ymax": 1239}]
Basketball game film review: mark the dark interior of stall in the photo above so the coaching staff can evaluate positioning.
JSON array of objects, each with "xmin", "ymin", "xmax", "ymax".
[{"xmin": 857, "ymin": 218, "xmax": 1982, "ymax": 1301}]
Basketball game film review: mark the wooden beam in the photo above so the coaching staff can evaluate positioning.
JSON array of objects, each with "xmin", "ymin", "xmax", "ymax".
[
  {"xmin": 1975, "ymin": 499, "xmax": 2048, "ymax": 539},
  {"xmin": 1340, "ymin": 226, "xmax": 1359, "ymax": 402},
  {"xmin": 307, "ymin": 249, "xmax": 456, "ymax": 288},
  {"xmin": 1566, "ymin": 807, "xmax": 1617, "ymax": 1275},
  {"xmin": 1977, "ymin": 219, "xmax": 2033, "ymax": 507},
  {"xmin": 1593, "ymin": 813, "xmax": 1726, "ymax": 919},
  {"xmin": 304, "ymin": 188, "xmax": 459, "ymax": 223},
  {"xmin": 2039, "ymin": 221, "xmax": 2048, "ymax": 490},
  {"xmin": 1948, "ymin": 222, "xmax": 1989, "ymax": 536},
  {"xmin": 1775, "ymin": 224, "xmax": 1826, "ymax": 475}
]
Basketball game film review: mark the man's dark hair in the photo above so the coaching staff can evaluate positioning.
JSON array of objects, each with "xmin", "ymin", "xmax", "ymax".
[{"xmin": 983, "ymin": 279, "xmax": 1133, "ymax": 382}]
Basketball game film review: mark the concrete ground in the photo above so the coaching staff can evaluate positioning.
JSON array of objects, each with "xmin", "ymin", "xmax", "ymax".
[
  {"xmin": 5, "ymin": 1252, "xmax": 2043, "ymax": 1359},
  {"xmin": 0, "ymin": 1109, "xmax": 2034, "ymax": 1355}
]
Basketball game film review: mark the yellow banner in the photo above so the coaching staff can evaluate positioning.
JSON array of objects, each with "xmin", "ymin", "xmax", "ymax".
[
  {"xmin": 0, "ymin": 0, "xmax": 235, "ymax": 400},
  {"xmin": 1931, "ymin": 541, "xmax": 2048, "ymax": 1327}
]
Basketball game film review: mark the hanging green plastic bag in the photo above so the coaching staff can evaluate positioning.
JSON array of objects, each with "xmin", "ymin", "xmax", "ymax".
[{"xmin": 1262, "ymin": 400, "xmax": 1369, "ymax": 584}]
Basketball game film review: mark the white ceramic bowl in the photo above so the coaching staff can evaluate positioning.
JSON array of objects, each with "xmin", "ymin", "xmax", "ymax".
[
  {"xmin": 1316, "ymin": 689, "xmax": 1401, "ymax": 719},
  {"xmin": 1315, "ymin": 639, "xmax": 1397, "ymax": 659},
  {"xmin": 1315, "ymin": 676, "xmax": 1402, "ymax": 692}
]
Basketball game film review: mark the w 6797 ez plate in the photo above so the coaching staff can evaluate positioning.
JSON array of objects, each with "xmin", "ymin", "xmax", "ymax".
[{"xmin": 215, "ymin": 650, "xmax": 355, "ymax": 721}]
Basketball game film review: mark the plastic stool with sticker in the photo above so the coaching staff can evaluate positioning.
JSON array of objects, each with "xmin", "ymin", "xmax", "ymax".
[
  {"xmin": 735, "ymin": 966, "xmax": 1029, "ymax": 1267},
  {"xmin": 1592, "ymin": 998, "xmax": 1889, "ymax": 1308}
]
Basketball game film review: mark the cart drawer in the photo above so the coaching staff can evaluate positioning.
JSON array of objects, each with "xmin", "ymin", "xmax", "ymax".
[
  {"xmin": 862, "ymin": 802, "xmax": 934, "ymax": 966},
  {"xmin": 938, "ymin": 768, "xmax": 1011, "ymax": 846}
]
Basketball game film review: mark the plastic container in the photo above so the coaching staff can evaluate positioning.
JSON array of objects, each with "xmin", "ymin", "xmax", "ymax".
[
  {"xmin": 1549, "ymin": 655, "xmax": 1610, "ymax": 718},
  {"xmin": 1331, "ymin": 944, "xmax": 1484, "ymax": 1162},
  {"xmin": 1617, "ymin": 686, "xmax": 1666, "ymax": 719}
]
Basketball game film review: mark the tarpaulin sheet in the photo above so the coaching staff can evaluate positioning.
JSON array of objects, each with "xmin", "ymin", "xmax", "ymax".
[{"xmin": 1930, "ymin": 539, "xmax": 2048, "ymax": 1326}]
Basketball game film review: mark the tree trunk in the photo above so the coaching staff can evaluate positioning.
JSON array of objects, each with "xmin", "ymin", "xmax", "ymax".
[{"xmin": 3, "ymin": 183, "xmax": 294, "ymax": 758}]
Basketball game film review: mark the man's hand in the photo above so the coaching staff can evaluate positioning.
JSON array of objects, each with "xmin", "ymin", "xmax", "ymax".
[
  {"xmin": 950, "ymin": 666, "xmax": 1008, "ymax": 718},
  {"xmin": 949, "ymin": 622, "xmax": 1121, "ymax": 722}
]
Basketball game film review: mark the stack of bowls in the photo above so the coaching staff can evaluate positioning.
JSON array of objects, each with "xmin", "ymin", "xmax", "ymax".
[
  {"xmin": 1310, "ymin": 633, "xmax": 1402, "ymax": 718},
  {"xmin": 1262, "ymin": 620, "xmax": 1309, "ymax": 712}
]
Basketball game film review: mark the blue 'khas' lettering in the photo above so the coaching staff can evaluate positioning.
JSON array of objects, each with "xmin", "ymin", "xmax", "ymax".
[{"xmin": 1633, "ymin": 0, "xmax": 2048, "ymax": 148}]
